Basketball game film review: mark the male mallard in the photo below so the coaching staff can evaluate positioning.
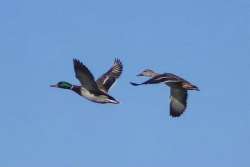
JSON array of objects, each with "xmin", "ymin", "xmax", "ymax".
[
  {"xmin": 51, "ymin": 58, "xmax": 123, "ymax": 104},
  {"xmin": 130, "ymin": 69, "xmax": 199, "ymax": 117}
]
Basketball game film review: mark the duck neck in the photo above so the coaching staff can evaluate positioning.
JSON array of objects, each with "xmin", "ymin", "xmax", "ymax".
[{"xmin": 71, "ymin": 85, "xmax": 82, "ymax": 95}]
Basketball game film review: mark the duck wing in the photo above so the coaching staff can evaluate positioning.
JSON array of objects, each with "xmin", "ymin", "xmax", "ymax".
[
  {"xmin": 73, "ymin": 59, "xmax": 99, "ymax": 91},
  {"xmin": 130, "ymin": 73, "xmax": 181, "ymax": 86},
  {"xmin": 96, "ymin": 58, "xmax": 123, "ymax": 93},
  {"xmin": 170, "ymin": 87, "xmax": 188, "ymax": 117},
  {"xmin": 164, "ymin": 73, "xmax": 199, "ymax": 90}
]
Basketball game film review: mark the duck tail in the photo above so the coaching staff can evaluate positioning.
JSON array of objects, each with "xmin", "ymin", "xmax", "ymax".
[
  {"xmin": 183, "ymin": 83, "xmax": 200, "ymax": 91},
  {"xmin": 190, "ymin": 84, "xmax": 200, "ymax": 91}
]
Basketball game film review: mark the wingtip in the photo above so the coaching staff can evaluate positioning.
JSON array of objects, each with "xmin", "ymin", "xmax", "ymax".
[
  {"xmin": 170, "ymin": 112, "xmax": 183, "ymax": 117},
  {"xmin": 130, "ymin": 82, "xmax": 140, "ymax": 86},
  {"xmin": 73, "ymin": 58, "xmax": 79, "ymax": 64},
  {"xmin": 114, "ymin": 58, "xmax": 123, "ymax": 66},
  {"xmin": 73, "ymin": 59, "xmax": 85, "ymax": 68},
  {"xmin": 169, "ymin": 101, "xmax": 186, "ymax": 118}
]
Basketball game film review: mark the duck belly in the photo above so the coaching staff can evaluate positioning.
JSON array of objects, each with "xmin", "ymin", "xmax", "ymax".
[{"xmin": 80, "ymin": 88, "xmax": 106, "ymax": 103}]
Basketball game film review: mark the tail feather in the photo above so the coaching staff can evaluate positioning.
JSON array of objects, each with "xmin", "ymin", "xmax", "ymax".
[
  {"xmin": 183, "ymin": 83, "xmax": 200, "ymax": 91},
  {"xmin": 189, "ymin": 84, "xmax": 200, "ymax": 91},
  {"xmin": 192, "ymin": 85, "xmax": 200, "ymax": 91}
]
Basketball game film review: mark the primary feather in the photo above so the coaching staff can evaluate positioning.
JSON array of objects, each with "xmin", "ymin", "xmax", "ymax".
[{"xmin": 73, "ymin": 59, "xmax": 99, "ymax": 91}]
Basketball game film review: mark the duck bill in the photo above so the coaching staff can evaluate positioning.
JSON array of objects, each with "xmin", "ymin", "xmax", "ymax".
[
  {"xmin": 136, "ymin": 73, "xmax": 143, "ymax": 76},
  {"xmin": 50, "ymin": 84, "xmax": 58, "ymax": 88}
]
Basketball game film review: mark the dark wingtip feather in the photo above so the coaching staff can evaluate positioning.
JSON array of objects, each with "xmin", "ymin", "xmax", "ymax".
[
  {"xmin": 73, "ymin": 58, "xmax": 78, "ymax": 62},
  {"xmin": 114, "ymin": 58, "xmax": 123, "ymax": 70},
  {"xmin": 130, "ymin": 82, "xmax": 141, "ymax": 86},
  {"xmin": 73, "ymin": 58, "xmax": 81, "ymax": 67},
  {"xmin": 73, "ymin": 59, "xmax": 81, "ymax": 71},
  {"xmin": 73, "ymin": 58, "xmax": 86, "ymax": 69},
  {"xmin": 170, "ymin": 111, "xmax": 183, "ymax": 117},
  {"xmin": 114, "ymin": 58, "xmax": 122, "ymax": 64},
  {"xmin": 112, "ymin": 58, "xmax": 123, "ymax": 78}
]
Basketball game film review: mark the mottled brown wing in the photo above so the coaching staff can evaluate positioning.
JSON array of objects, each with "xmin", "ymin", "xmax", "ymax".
[
  {"xmin": 73, "ymin": 59, "xmax": 99, "ymax": 91},
  {"xmin": 130, "ymin": 73, "xmax": 181, "ymax": 86},
  {"xmin": 170, "ymin": 88, "xmax": 188, "ymax": 117},
  {"xmin": 96, "ymin": 58, "xmax": 123, "ymax": 93}
]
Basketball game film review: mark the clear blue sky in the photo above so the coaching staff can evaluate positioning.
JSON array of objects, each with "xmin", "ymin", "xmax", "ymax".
[{"xmin": 0, "ymin": 0, "xmax": 249, "ymax": 166}]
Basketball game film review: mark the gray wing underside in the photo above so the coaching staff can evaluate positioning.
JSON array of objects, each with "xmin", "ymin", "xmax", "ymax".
[
  {"xmin": 73, "ymin": 59, "xmax": 99, "ymax": 91},
  {"xmin": 96, "ymin": 58, "xmax": 123, "ymax": 93},
  {"xmin": 170, "ymin": 88, "xmax": 188, "ymax": 117}
]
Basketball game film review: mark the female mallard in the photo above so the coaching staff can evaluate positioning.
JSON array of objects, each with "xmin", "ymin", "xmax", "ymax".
[
  {"xmin": 51, "ymin": 58, "xmax": 123, "ymax": 104},
  {"xmin": 130, "ymin": 69, "xmax": 199, "ymax": 117}
]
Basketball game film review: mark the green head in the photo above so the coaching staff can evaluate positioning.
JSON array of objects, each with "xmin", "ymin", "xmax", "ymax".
[{"xmin": 50, "ymin": 81, "xmax": 73, "ymax": 89}]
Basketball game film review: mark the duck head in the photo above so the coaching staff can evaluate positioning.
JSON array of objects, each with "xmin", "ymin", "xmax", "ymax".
[
  {"xmin": 137, "ymin": 69, "xmax": 158, "ymax": 77},
  {"xmin": 50, "ymin": 81, "xmax": 73, "ymax": 89}
]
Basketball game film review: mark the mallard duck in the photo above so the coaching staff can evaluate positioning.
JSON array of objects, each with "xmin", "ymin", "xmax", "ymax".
[
  {"xmin": 51, "ymin": 58, "xmax": 123, "ymax": 104},
  {"xmin": 130, "ymin": 69, "xmax": 199, "ymax": 117}
]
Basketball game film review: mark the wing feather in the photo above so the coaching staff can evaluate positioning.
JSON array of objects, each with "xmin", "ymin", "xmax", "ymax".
[
  {"xmin": 96, "ymin": 58, "xmax": 123, "ymax": 92},
  {"xmin": 73, "ymin": 59, "xmax": 99, "ymax": 91},
  {"xmin": 170, "ymin": 88, "xmax": 188, "ymax": 117}
]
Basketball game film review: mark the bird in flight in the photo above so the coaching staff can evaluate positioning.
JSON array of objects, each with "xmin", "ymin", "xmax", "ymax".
[
  {"xmin": 51, "ymin": 58, "xmax": 123, "ymax": 104},
  {"xmin": 130, "ymin": 69, "xmax": 199, "ymax": 117}
]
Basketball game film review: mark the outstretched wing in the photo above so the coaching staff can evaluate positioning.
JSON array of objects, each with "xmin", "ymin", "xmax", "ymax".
[
  {"xmin": 73, "ymin": 59, "xmax": 99, "ymax": 91},
  {"xmin": 170, "ymin": 88, "xmax": 188, "ymax": 117},
  {"xmin": 96, "ymin": 58, "xmax": 123, "ymax": 93},
  {"xmin": 130, "ymin": 73, "xmax": 181, "ymax": 86}
]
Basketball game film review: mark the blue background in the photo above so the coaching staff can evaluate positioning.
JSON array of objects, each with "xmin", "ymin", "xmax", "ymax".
[{"xmin": 0, "ymin": 0, "xmax": 249, "ymax": 166}]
